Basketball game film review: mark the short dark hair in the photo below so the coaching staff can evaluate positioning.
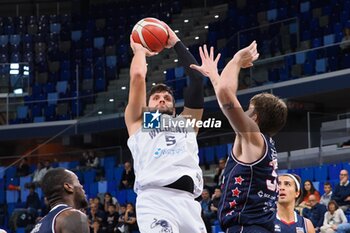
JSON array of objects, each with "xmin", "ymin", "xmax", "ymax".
[
  {"xmin": 328, "ymin": 200, "xmax": 339, "ymax": 210},
  {"xmin": 324, "ymin": 181, "xmax": 332, "ymax": 187},
  {"xmin": 250, "ymin": 93, "xmax": 288, "ymax": 136},
  {"xmin": 147, "ymin": 83, "xmax": 175, "ymax": 106},
  {"xmin": 40, "ymin": 168, "xmax": 74, "ymax": 206}
]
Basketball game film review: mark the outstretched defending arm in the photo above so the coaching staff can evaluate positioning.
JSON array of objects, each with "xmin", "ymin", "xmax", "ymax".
[
  {"xmin": 192, "ymin": 42, "xmax": 260, "ymax": 136},
  {"xmin": 125, "ymin": 36, "xmax": 157, "ymax": 136},
  {"xmin": 165, "ymin": 25, "xmax": 203, "ymax": 133}
]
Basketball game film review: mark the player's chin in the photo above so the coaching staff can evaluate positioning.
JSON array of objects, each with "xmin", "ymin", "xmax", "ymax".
[{"xmin": 158, "ymin": 107, "xmax": 174, "ymax": 115}]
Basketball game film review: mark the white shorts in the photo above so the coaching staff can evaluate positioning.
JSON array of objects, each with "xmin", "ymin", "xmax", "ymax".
[{"xmin": 136, "ymin": 187, "xmax": 207, "ymax": 233}]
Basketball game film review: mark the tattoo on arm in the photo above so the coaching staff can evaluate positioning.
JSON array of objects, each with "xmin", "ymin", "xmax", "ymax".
[{"xmin": 222, "ymin": 102, "xmax": 235, "ymax": 110}]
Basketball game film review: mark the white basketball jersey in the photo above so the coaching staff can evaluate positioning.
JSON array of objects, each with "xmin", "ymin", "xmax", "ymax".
[{"xmin": 127, "ymin": 115, "xmax": 203, "ymax": 197}]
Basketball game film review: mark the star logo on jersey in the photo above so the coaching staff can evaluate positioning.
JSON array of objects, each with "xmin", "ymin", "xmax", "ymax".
[
  {"xmin": 234, "ymin": 176, "xmax": 244, "ymax": 185},
  {"xmin": 143, "ymin": 110, "xmax": 161, "ymax": 129},
  {"xmin": 226, "ymin": 210, "xmax": 235, "ymax": 216},
  {"xmin": 232, "ymin": 187, "xmax": 241, "ymax": 197},
  {"xmin": 229, "ymin": 200, "xmax": 237, "ymax": 208}
]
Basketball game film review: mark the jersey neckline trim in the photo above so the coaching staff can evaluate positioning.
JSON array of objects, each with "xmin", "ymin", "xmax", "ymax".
[{"xmin": 230, "ymin": 133, "xmax": 269, "ymax": 166}]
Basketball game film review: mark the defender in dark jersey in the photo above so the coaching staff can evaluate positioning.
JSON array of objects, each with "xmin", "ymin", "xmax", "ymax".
[
  {"xmin": 191, "ymin": 42, "xmax": 288, "ymax": 232},
  {"xmin": 31, "ymin": 168, "xmax": 89, "ymax": 233},
  {"xmin": 275, "ymin": 174, "xmax": 315, "ymax": 233}
]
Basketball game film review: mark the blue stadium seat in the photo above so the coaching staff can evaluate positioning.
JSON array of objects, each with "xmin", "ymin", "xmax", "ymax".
[
  {"xmin": 33, "ymin": 116, "xmax": 45, "ymax": 123},
  {"xmin": 56, "ymin": 81, "xmax": 68, "ymax": 94},
  {"xmin": 84, "ymin": 170, "xmax": 96, "ymax": 184},
  {"xmin": 303, "ymin": 62, "xmax": 314, "ymax": 76},
  {"xmin": 314, "ymin": 165, "xmax": 328, "ymax": 181},
  {"xmin": 165, "ymin": 68, "xmax": 175, "ymax": 82},
  {"xmin": 312, "ymin": 38, "xmax": 321, "ymax": 48},
  {"xmin": 289, "ymin": 22, "xmax": 298, "ymax": 34},
  {"xmin": 16, "ymin": 105, "xmax": 28, "ymax": 119},
  {"xmin": 103, "ymin": 157, "xmax": 116, "ymax": 169},
  {"xmin": 106, "ymin": 56, "xmax": 117, "ymax": 67},
  {"xmin": 315, "ymin": 58, "xmax": 327, "ymax": 73},
  {"xmin": 89, "ymin": 182, "xmax": 98, "ymax": 197},
  {"xmin": 93, "ymin": 37, "xmax": 105, "ymax": 49},
  {"xmin": 71, "ymin": 30, "xmax": 82, "ymax": 41},
  {"xmin": 68, "ymin": 161, "xmax": 79, "ymax": 169},
  {"xmin": 98, "ymin": 181, "xmax": 107, "ymax": 193},
  {"xmin": 114, "ymin": 167, "xmax": 124, "ymax": 185},
  {"xmin": 9, "ymin": 34, "xmax": 21, "ymax": 46},
  {"xmin": 341, "ymin": 53, "xmax": 350, "ymax": 69},
  {"xmin": 47, "ymin": 92, "xmax": 58, "ymax": 105},
  {"xmin": 126, "ymin": 189, "xmax": 137, "ymax": 205},
  {"xmin": 0, "ymin": 178, "xmax": 5, "ymax": 204},
  {"xmin": 95, "ymin": 78, "xmax": 106, "ymax": 92},
  {"xmin": 198, "ymin": 148, "xmax": 204, "ymax": 165},
  {"xmin": 6, "ymin": 190, "xmax": 19, "ymax": 203},
  {"xmin": 105, "ymin": 168, "xmax": 114, "ymax": 181},
  {"xmin": 50, "ymin": 23, "xmax": 61, "ymax": 34},
  {"xmin": 295, "ymin": 52, "xmax": 306, "ymax": 64},
  {"xmin": 204, "ymin": 146, "xmax": 215, "ymax": 164},
  {"xmin": 16, "ymin": 227, "xmax": 25, "ymax": 233},
  {"xmin": 58, "ymin": 162, "xmax": 69, "ymax": 168},
  {"xmin": 328, "ymin": 163, "xmax": 343, "ymax": 180},
  {"xmin": 215, "ymin": 145, "xmax": 227, "ymax": 160},
  {"xmin": 21, "ymin": 188, "xmax": 29, "ymax": 204},
  {"xmin": 0, "ymin": 35, "xmax": 8, "ymax": 46},
  {"xmin": 289, "ymin": 168, "xmax": 302, "ymax": 177},
  {"xmin": 342, "ymin": 162, "xmax": 350, "ymax": 173},
  {"xmin": 323, "ymin": 34, "xmax": 335, "ymax": 45},
  {"xmin": 116, "ymin": 189, "xmax": 127, "ymax": 205},
  {"xmin": 0, "ymin": 167, "xmax": 4, "ymax": 179},
  {"xmin": 267, "ymin": 9, "xmax": 277, "ymax": 21},
  {"xmin": 300, "ymin": 1, "xmax": 310, "ymax": 13},
  {"xmin": 300, "ymin": 167, "xmax": 314, "ymax": 182},
  {"xmin": 74, "ymin": 170, "xmax": 84, "ymax": 183},
  {"xmin": 174, "ymin": 67, "xmax": 184, "ymax": 78},
  {"xmin": 107, "ymin": 180, "xmax": 117, "ymax": 193}
]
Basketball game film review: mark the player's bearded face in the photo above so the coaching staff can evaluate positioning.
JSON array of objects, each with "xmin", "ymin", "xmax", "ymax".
[
  {"xmin": 149, "ymin": 92, "xmax": 175, "ymax": 115},
  {"xmin": 74, "ymin": 186, "xmax": 88, "ymax": 209}
]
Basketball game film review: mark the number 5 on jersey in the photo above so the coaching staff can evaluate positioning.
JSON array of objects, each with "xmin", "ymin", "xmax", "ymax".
[{"xmin": 165, "ymin": 135, "xmax": 176, "ymax": 146}]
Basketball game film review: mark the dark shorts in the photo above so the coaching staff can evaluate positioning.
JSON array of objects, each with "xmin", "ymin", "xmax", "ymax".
[{"xmin": 226, "ymin": 225, "xmax": 273, "ymax": 233}]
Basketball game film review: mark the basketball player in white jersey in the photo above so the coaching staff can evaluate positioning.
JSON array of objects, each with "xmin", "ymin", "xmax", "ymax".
[{"xmin": 125, "ymin": 23, "xmax": 207, "ymax": 233}]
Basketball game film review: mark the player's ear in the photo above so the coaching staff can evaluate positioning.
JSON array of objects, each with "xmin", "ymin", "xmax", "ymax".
[{"xmin": 63, "ymin": 182, "xmax": 74, "ymax": 194}]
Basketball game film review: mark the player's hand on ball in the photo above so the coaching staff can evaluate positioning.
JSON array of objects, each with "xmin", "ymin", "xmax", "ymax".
[
  {"xmin": 130, "ymin": 35, "xmax": 158, "ymax": 57},
  {"xmin": 232, "ymin": 40, "xmax": 259, "ymax": 68},
  {"xmin": 163, "ymin": 23, "xmax": 180, "ymax": 49}
]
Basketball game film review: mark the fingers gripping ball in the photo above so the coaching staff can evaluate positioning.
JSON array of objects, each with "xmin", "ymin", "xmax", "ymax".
[{"xmin": 132, "ymin": 18, "xmax": 169, "ymax": 53}]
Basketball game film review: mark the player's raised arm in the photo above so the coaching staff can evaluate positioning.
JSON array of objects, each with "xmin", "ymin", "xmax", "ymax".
[
  {"xmin": 165, "ymin": 24, "xmax": 204, "ymax": 133},
  {"xmin": 217, "ymin": 41, "xmax": 260, "ymax": 138},
  {"xmin": 125, "ymin": 35, "xmax": 157, "ymax": 136}
]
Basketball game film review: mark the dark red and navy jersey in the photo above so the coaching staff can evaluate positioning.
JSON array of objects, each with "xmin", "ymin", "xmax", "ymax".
[
  {"xmin": 274, "ymin": 212, "xmax": 309, "ymax": 233},
  {"xmin": 218, "ymin": 134, "xmax": 278, "ymax": 231},
  {"xmin": 30, "ymin": 204, "xmax": 72, "ymax": 233}
]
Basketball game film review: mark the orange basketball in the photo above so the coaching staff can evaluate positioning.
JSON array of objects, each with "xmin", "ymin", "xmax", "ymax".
[{"xmin": 132, "ymin": 18, "xmax": 169, "ymax": 53}]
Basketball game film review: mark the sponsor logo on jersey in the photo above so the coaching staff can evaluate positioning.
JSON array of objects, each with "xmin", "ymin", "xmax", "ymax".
[
  {"xmin": 296, "ymin": 227, "xmax": 305, "ymax": 233},
  {"xmin": 150, "ymin": 218, "xmax": 173, "ymax": 233},
  {"xmin": 153, "ymin": 146, "xmax": 185, "ymax": 158},
  {"xmin": 274, "ymin": 224, "xmax": 281, "ymax": 232},
  {"xmin": 30, "ymin": 223, "xmax": 41, "ymax": 233}
]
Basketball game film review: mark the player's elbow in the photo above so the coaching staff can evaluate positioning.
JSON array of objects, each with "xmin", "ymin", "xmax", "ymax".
[
  {"xmin": 130, "ymin": 68, "xmax": 146, "ymax": 81},
  {"xmin": 216, "ymin": 83, "xmax": 235, "ymax": 100}
]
